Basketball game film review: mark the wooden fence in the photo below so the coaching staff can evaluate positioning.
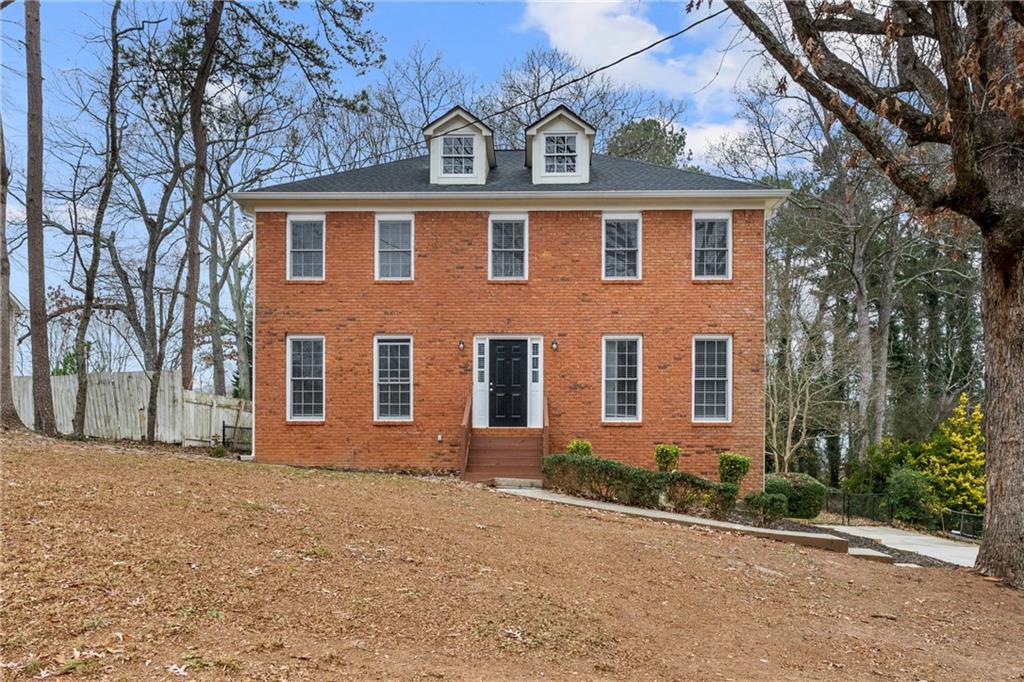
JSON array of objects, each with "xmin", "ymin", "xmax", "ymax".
[{"xmin": 11, "ymin": 370, "xmax": 251, "ymax": 446}]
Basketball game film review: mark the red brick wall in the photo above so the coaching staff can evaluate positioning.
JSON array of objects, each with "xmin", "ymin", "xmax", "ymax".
[{"xmin": 254, "ymin": 209, "xmax": 765, "ymax": 490}]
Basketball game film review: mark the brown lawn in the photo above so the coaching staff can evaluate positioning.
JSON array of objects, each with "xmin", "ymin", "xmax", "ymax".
[{"xmin": 2, "ymin": 430, "xmax": 1023, "ymax": 681}]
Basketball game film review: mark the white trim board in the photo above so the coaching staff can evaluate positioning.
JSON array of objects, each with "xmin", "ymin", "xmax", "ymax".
[
  {"xmin": 691, "ymin": 334, "xmax": 733, "ymax": 423},
  {"xmin": 285, "ymin": 334, "xmax": 325, "ymax": 423},
  {"xmin": 472, "ymin": 334, "xmax": 544, "ymax": 429}
]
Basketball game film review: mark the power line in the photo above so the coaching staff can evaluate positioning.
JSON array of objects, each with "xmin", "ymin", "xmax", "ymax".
[{"xmin": 306, "ymin": 7, "xmax": 731, "ymax": 177}]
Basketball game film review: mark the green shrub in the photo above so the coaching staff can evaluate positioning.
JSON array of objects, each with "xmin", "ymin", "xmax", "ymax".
[
  {"xmin": 211, "ymin": 445, "xmax": 228, "ymax": 458},
  {"xmin": 654, "ymin": 443, "xmax": 681, "ymax": 472},
  {"xmin": 718, "ymin": 452, "xmax": 751, "ymax": 486},
  {"xmin": 744, "ymin": 491, "xmax": 787, "ymax": 526},
  {"xmin": 843, "ymin": 438, "xmax": 920, "ymax": 494},
  {"xmin": 714, "ymin": 482, "xmax": 739, "ymax": 517},
  {"xmin": 565, "ymin": 438, "xmax": 593, "ymax": 458},
  {"xmin": 542, "ymin": 454, "xmax": 660, "ymax": 508},
  {"xmin": 765, "ymin": 472, "xmax": 827, "ymax": 519},
  {"xmin": 543, "ymin": 454, "xmax": 736, "ymax": 515},
  {"xmin": 662, "ymin": 470, "xmax": 718, "ymax": 513},
  {"xmin": 885, "ymin": 467, "xmax": 939, "ymax": 524}
]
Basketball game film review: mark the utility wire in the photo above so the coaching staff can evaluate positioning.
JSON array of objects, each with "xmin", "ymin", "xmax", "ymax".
[{"xmin": 299, "ymin": 7, "xmax": 730, "ymax": 178}]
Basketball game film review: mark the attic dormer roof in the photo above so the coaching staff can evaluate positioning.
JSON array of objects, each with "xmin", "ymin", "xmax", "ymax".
[{"xmin": 422, "ymin": 105, "xmax": 495, "ymax": 168}]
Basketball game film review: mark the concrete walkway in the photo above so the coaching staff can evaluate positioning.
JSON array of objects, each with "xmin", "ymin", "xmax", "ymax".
[
  {"xmin": 817, "ymin": 524, "xmax": 979, "ymax": 567},
  {"xmin": 500, "ymin": 487, "xmax": 849, "ymax": 553}
]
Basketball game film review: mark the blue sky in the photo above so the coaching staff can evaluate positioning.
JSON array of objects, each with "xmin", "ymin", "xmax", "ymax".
[{"xmin": 2, "ymin": 0, "xmax": 759, "ymax": 307}]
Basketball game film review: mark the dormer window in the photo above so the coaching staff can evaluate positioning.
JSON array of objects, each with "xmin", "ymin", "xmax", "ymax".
[
  {"xmin": 423, "ymin": 106, "xmax": 495, "ymax": 185},
  {"xmin": 442, "ymin": 135, "xmax": 474, "ymax": 175},
  {"xmin": 525, "ymin": 106, "xmax": 596, "ymax": 184},
  {"xmin": 544, "ymin": 134, "xmax": 577, "ymax": 174}
]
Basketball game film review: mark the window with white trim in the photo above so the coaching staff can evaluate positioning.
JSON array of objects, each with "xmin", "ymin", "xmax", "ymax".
[
  {"xmin": 489, "ymin": 217, "xmax": 527, "ymax": 279},
  {"xmin": 288, "ymin": 216, "xmax": 324, "ymax": 280},
  {"xmin": 603, "ymin": 336, "xmax": 641, "ymax": 421},
  {"xmin": 375, "ymin": 337, "xmax": 412, "ymax": 420},
  {"xmin": 603, "ymin": 215, "xmax": 641, "ymax": 279},
  {"xmin": 693, "ymin": 336, "xmax": 731, "ymax": 422},
  {"xmin": 287, "ymin": 336, "xmax": 324, "ymax": 420},
  {"xmin": 544, "ymin": 134, "xmax": 577, "ymax": 174},
  {"xmin": 376, "ymin": 216, "xmax": 413, "ymax": 280},
  {"xmin": 441, "ymin": 135, "xmax": 474, "ymax": 175},
  {"xmin": 693, "ymin": 213, "xmax": 731, "ymax": 279}
]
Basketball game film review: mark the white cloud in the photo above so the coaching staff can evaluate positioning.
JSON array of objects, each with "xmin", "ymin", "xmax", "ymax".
[
  {"xmin": 520, "ymin": 1, "xmax": 759, "ymax": 117},
  {"xmin": 685, "ymin": 119, "xmax": 751, "ymax": 166},
  {"xmin": 520, "ymin": 1, "xmax": 764, "ymax": 162}
]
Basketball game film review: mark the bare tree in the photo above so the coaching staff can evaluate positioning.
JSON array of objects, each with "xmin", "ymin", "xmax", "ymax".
[
  {"xmin": 1, "ymin": 108, "xmax": 26, "ymax": 430},
  {"xmin": 23, "ymin": 0, "xmax": 56, "ymax": 435},
  {"xmin": 725, "ymin": 0, "xmax": 1024, "ymax": 587}
]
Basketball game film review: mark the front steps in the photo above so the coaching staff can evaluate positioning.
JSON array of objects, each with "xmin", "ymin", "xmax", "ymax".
[{"xmin": 462, "ymin": 430, "xmax": 544, "ymax": 483}]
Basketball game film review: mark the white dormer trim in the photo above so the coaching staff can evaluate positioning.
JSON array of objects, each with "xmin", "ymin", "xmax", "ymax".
[
  {"xmin": 525, "ymin": 106, "xmax": 596, "ymax": 185},
  {"xmin": 423, "ymin": 106, "xmax": 495, "ymax": 186}
]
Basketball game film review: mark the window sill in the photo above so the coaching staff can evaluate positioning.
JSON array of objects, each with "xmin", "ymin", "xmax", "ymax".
[
  {"xmin": 373, "ymin": 419, "xmax": 414, "ymax": 426},
  {"xmin": 488, "ymin": 279, "xmax": 529, "ymax": 285},
  {"xmin": 601, "ymin": 279, "xmax": 643, "ymax": 285},
  {"xmin": 284, "ymin": 279, "xmax": 325, "ymax": 285},
  {"xmin": 601, "ymin": 421, "xmax": 643, "ymax": 427},
  {"xmin": 691, "ymin": 420, "xmax": 733, "ymax": 427},
  {"xmin": 374, "ymin": 279, "xmax": 415, "ymax": 284},
  {"xmin": 691, "ymin": 278, "xmax": 733, "ymax": 284},
  {"xmin": 284, "ymin": 419, "xmax": 325, "ymax": 425}
]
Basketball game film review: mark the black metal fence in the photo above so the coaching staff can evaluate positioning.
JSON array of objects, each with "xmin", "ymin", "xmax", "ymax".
[
  {"xmin": 222, "ymin": 421, "xmax": 252, "ymax": 453},
  {"xmin": 826, "ymin": 489, "xmax": 984, "ymax": 538}
]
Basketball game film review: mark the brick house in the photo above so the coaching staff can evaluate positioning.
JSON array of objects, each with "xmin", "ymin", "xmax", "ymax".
[{"xmin": 233, "ymin": 106, "xmax": 787, "ymax": 489}]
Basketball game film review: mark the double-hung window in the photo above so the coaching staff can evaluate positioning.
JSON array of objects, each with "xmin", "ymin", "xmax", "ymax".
[
  {"xmin": 544, "ymin": 134, "xmax": 577, "ymax": 174},
  {"xmin": 374, "ymin": 336, "xmax": 413, "ymax": 421},
  {"xmin": 376, "ymin": 215, "xmax": 414, "ymax": 280},
  {"xmin": 489, "ymin": 215, "xmax": 528, "ymax": 280},
  {"xmin": 693, "ymin": 212, "xmax": 732, "ymax": 279},
  {"xmin": 441, "ymin": 135, "xmax": 474, "ymax": 175},
  {"xmin": 693, "ymin": 335, "xmax": 732, "ymax": 422},
  {"xmin": 287, "ymin": 335, "xmax": 324, "ymax": 421},
  {"xmin": 603, "ymin": 214, "xmax": 641, "ymax": 279},
  {"xmin": 602, "ymin": 335, "xmax": 642, "ymax": 422},
  {"xmin": 287, "ymin": 215, "xmax": 324, "ymax": 280}
]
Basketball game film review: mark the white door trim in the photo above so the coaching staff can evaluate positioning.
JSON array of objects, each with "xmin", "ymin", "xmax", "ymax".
[{"xmin": 472, "ymin": 334, "xmax": 544, "ymax": 428}]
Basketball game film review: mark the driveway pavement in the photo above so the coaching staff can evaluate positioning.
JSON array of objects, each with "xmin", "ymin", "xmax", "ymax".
[{"xmin": 817, "ymin": 524, "xmax": 979, "ymax": 566}]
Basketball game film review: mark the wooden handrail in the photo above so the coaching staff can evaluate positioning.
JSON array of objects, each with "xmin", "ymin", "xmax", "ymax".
[
  {"xmin": 459, "ymin": 394, "xmax": 473, "ymax": 476},
  {"xmin": 542, "ymin": 396, "xmax": 550, "ymax": 456}
]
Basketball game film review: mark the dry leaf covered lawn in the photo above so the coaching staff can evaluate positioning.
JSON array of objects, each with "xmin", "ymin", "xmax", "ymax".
[{"xmin": 2, "ymin": 430, "xmax": 1023, "ymax": 680}]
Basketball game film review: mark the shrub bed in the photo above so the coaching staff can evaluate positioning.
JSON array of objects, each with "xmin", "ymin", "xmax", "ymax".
[
  {"xmin": 744, "ymin": 491, "xmax": 787, "ymax": 526},
  {"xmin": 542, "ymin": 454, "xmax": 739, "ymax": 517},
  {"xmin": 765, "ymin": 472, "xmax": 827, "ymax": 519}
]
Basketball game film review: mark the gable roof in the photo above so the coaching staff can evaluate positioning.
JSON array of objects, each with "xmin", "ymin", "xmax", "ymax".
[
  {"xmin": 238, "ymin": 150, "xmax": 777, "ymax": 196},
  {"xmin": 422, "ymin": 105, "xmax": 493, "ymax": 137},
  {"xmin": 524, "ymin": 105, "xmax": 596, "ymax": 136}
]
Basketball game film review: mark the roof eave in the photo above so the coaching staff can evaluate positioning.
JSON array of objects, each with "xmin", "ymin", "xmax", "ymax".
[{"xmin": 232, "ymin": 188, "xmax": 791, "ymax": 204}]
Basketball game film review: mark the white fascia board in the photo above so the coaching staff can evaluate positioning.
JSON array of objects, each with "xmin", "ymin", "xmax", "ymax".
[{"xmin": 232, "ymin": 189, "xmax": 791, "ymax": 203}]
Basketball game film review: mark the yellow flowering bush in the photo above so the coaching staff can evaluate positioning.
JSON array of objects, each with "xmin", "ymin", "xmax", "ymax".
[{"xmin": 914, "ymin": 394, "xmax": 986, "ymax": 513}]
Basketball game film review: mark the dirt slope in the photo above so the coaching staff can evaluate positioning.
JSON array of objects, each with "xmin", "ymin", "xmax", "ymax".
[{"xmin": 2, "ymin": 431, "xmax": 1022, "ymax": 680}]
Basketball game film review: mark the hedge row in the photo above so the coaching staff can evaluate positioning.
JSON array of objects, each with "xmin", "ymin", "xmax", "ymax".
[
  {"xmin": 541, "ymin": 454, "xmax": 739, "ymax": 517},
  {"xmin": 764, "ymin": 472, "xmax": 827, "ymax": 519}
]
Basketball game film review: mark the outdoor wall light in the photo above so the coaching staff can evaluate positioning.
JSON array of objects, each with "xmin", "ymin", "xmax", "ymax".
[
  {"xmin": 550, "ymin": 339, "xmax": 559, "ymax": 351},
  {"xmin": 458, "ymin": 339, "xmax": 465, "ymax": 351}
]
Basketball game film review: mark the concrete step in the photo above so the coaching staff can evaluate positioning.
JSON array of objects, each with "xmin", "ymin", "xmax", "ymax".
[
  {"xmin": 848, "ymin": 547, "xmax": 895, "ymax": 564},
  {"xmin": 490, "ymin": 478, "xmax": 543, "ymax": 488}
]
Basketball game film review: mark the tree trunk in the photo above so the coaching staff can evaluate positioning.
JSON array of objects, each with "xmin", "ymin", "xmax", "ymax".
[
  {"xmin": 180, "ymin": 1, "xmax": 224, "ymax": 391},
  {"xmin": 72, "ymin": 0, "xmax": 121, "ymax": 439},
  {"xmin": 0, "ymin": 110, "xmax": 26, "ymax": 430},
  {"xmin": 871, "ymin": 221, "xmax": 900, "ymax": 445},
  {"xmin": 24, "ymin": 0, "xmax": 56, "ymax": 436},
  {"xmin": 146, "ymin": 369, "xmax": 160, "ymax": 444},
  {"xmin": 975, "ymin": 231, "xmax": 1024, "ymax": 589},
  {"xmin": 852, "ymin": 232, "xmax": 872, "ymax": 462},
  {"xmin": 208, "ymin": 202, "xmax": 226, "ymax": 396}
]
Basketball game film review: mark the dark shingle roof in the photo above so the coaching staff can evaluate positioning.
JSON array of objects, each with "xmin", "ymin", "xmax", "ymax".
[{"xmin": 248, "ymin": 150, "xmax": 770, "ymax": 194}]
